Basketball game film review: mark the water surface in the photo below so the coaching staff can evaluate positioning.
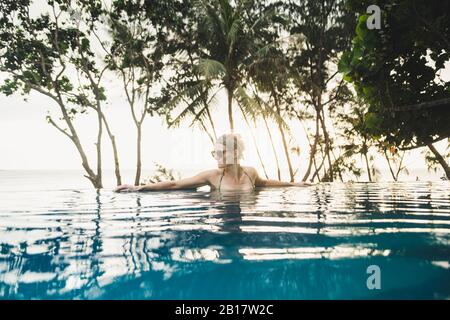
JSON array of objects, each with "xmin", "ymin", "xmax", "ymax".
[{"xmin": 0, "ymin": 180, "xmax": 449, "ymax": 299}]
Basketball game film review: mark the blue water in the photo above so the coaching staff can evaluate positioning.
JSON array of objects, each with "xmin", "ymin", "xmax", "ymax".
[{"xmin": 0, "ymin": 176, "xmax": 449, "ymax": 299}]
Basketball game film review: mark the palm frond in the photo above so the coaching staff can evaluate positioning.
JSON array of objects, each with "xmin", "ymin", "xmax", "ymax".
[
  {"xmin": 188, "ymin": 100, "xmax": 212, "ymax": 128},
  {"xmin": 227, "ymin": 18, "xmax": 241, "ymax": 50},
  {"xmin": 164, "ymin": 80, "xmax": 209, "ymax": 112},
  {"xmin": 235, "ymin": 84, "xmax": 292, "ymax": 135},
  {"xmin": 188, "ymin": 87, "xmax": 221, "ymax": 127},
  {"xmin": 169, "ymin": 93, "xmax": 205, "ymax": 128},
  {"xmin": 196, "ymin": 59, "xmax": 226, "ymax": 80},
  {"xmin": 235, "ymin": 85, "xmax": 262, "ymax": 120}
]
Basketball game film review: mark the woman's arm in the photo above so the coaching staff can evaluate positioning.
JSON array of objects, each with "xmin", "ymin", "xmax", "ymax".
[
  {"xmin": 115, "ymin": 170, "xmax": 212, "ymax": 192},
  {"xmin": 256, "ymin": 179, "xmax": 311, "ymax": 187},
  {"xmin": 252, "ymin": 168, "xmax": 312, "ymax": 187}
]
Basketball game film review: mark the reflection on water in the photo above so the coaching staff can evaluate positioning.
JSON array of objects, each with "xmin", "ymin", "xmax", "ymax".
[{"xmin": 0, "ymin": 182, "xmax": 450, "ymax": 299}]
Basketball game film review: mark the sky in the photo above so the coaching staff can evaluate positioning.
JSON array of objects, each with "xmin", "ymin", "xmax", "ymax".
[
  {"xmin": 0, "ymin": 70, "xmax": 448, "ymax": 183},
  {"xmin": 0, "ymin": 73, "xmax": 307, "ymax": 174}
]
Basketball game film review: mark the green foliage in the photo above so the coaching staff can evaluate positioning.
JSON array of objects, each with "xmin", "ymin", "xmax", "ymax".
[
  {"xmin": 143, "ymin": 163, "xmax": 181, "ymax": 184},
  {"xmin": 0, "ymin": 0, "xmax": 106, "ymax": 114},
  {"xmin": 196, "ymin": 59, "xmax": 226, "ymax": 80},
  {"xmin": 422, "ymin": 140, "xmax": 450, "ymax": 173},
  {"xmin": 288, "ymin": 0, "xmax": 356, "ymax": 96},
  {"xmin": 160, "ymin": 0, "xmax": 286, "ymax": 131},
  {"xmin": 340, "ymin": 0, "xmax": 450, "ymax": 149},
  {"xmin": 106, "ymin": 0, "xmax": 202, "ymax": 122},
  {"xmin": 196, "ymin": 0, "xmax": 277, "ymax": 92},
  {"xmin": 281, "ymin": 0, "xmax": 357, "ymax": 181}
]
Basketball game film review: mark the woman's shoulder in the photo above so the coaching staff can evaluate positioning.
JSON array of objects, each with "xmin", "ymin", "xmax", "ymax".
[
  {"xmin": 196, "ymin": 168, "xmax": 223, "ymax": 179},
  {"xmin": 242, "ymin": 166, "xmax": 258, "ymax": 177}
]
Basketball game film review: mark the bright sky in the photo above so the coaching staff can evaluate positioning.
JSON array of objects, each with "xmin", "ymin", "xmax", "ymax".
[
  {"xmin": 0, "ymin": 71, "xmax": 447, "ymax": 183},
  {"xmin": 0, "ymin": 74, "xmax": 309, "ymax": 176}
]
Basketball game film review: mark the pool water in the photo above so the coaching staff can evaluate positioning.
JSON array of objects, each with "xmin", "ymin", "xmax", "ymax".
[{"xmin": 0, "ymin": 182, "xmax": 449, "ymax": 299}]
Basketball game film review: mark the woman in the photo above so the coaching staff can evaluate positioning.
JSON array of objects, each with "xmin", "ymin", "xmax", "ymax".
[{"xmin": 114, "ymin": 133, "xmax": 312, "ymax": 192}]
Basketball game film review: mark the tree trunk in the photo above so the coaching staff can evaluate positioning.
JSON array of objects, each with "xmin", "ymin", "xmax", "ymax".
[
  {"xmin": 312, "ymin": 155, "xmax": 321, "ymax": 182},
  {"xmin": 110, "ymin": 134, "xmax": 122, "ymax": 186},
  {"xmin": 240, "ymin": 109, "xmax": 269, "ymax": 179},
  {"xmin": 73, "ymin": 134, "xmax": 102, "ymax": 188},
  {"xmin": 206, "ymin": 108, "xmax": 217, "ymax": 141},
  {"xmin": 331, "ymin": 149, "xmax": 344, "ymax": 182},
  {"xmin": 263, "ymin": 114, "xmax": 281, "ymax": 180},
  {"xmin": 395, "ymin": 152, "xmax": 405, "ymax": 181},
  {"xmin": 427, "ymin": 143, "xmax": 450, "ymax": 179},
  {"xmin": 318, "ymin": 110, "xmax": 333, "ymax": 182},
  {"xmin": 312, "ymin": 143, "xmax": 326, "ymax": 181},
  {"xmin": 279, "ymin": 123, "xmax": 294, "ymax": 182},
  {"xmin": 383, "ymin": 149, "xmax": 397, "ymax": 181},
  {"xmin": 86, "ymin": 106, "xmax": 121, "ymax": 186},
  {"xmin": 252, "ymin": 87, "xmax": 282, "ymax": 181},
  {"xmin": 58, "ymin": 101, "xmax": 102, "ymax": 188},
  {"xmin": 134, "ymin": 125, "xmax": 142, "ymax": 186},
  {"xmin": 227, "ymin": 87, "xmax": 234, "ymax": 132},
  {"xmin": 302, "ymin": 114, "xmax": 320, "ymax": 182},
  {"xmin": 100, "ymin": 112, "xmax": 122, "ymax": 186},
  {"xmin": 96, "ymin": 105, "xmax": 103, "ymax": 187},
  {"xmin": 26, "ymin": 84, "xmax": 101, "ymax": 188},
  {"xmin": 274, "ymin": 102, "xmax": 294, "ymax": 182},
  {"xmin": 364, "ymin": 152, "xmax": 372, "ymax": 182}
]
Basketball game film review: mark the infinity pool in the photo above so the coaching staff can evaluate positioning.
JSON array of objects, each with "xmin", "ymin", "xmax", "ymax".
[{"xmin": 1, "ymin": 182, "xmax": 449, "ymax": 299}]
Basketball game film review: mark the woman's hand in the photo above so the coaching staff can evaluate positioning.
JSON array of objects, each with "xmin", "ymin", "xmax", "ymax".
[{"xmin": 114, "ymin": 184, "xmax": 140, "ymax": 192}]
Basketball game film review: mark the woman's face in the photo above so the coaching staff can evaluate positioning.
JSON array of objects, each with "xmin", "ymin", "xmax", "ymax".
[
  {"xmin": 212, "ymin": 140, "xmax": 240, "ymax": 168},
  {"xmin": 212, "ymin": 147, "xmax": 227, "ymax": 168},
  {"xmin": 212, "ymin": 148, "xmax": 239, "ymax": 168}
]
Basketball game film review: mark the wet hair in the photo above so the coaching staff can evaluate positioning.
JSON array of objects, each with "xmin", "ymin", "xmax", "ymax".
[{"xmin": 214, "ymin": 133, "xmax": 245, "ymax": 162}]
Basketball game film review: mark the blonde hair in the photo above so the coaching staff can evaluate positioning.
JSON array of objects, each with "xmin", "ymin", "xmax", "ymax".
[{"xmin": 214, "ymin": 133, "xmax": 245, "ymax": 161}]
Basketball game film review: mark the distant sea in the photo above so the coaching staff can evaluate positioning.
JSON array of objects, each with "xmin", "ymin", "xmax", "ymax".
[{"xmin": 0, "ymin": 167, "xmax": 446, "ymax": 192}]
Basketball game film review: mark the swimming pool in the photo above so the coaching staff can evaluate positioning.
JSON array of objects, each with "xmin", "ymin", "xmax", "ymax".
[{"xmin": 0, "ymin": 182, "xmax": 449, "ymax": 299}]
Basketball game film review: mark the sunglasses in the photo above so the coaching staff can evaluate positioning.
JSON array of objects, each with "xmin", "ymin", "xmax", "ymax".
[{"xmin": 211, "ymin": 150, "xmax": 226, "ymax": 158}]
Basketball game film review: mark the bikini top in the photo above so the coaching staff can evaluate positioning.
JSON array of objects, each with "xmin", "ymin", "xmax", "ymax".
[{"xmin": 218, "ymin": 168, "xmax": 255, "ymax": 192}]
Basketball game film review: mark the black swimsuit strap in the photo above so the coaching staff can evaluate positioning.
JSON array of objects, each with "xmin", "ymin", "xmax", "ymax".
[
  {"xmin": 218, "ymin": 168, "xmax": 254, "ymax": 192},
  {"xmin": 243, "ymin": 170, "xmax": 255, "ymax": 188},
  {"xmin": 218, "ymin": 169, "xmax": 225, "ymax": 192}
]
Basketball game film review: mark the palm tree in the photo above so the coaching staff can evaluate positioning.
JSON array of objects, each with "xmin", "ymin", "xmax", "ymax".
[
  {"xmin": 195, "ymin": 0, "xmax": 280, "ymax": 132},
  {"xmin": 245, "ymin": 43, "xmax": 298, "ymax": 182},
  {"xmin": 235, "ymin": 78, "xmax": 296, "ymax": 182},
  {"xmin": 194, "ymin": 0, "xmax": 245, "ymax": 131},
  {"xmin": 164, "ymin": 76, "xmax": 220, "ymax": 145},
  {"xmin": 163, "ymin": 0, "xmax": 284, "ymax": 139},
  {"xmin": 149, "ymin": 1, "xmax": 221, "ymax": 144}
]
